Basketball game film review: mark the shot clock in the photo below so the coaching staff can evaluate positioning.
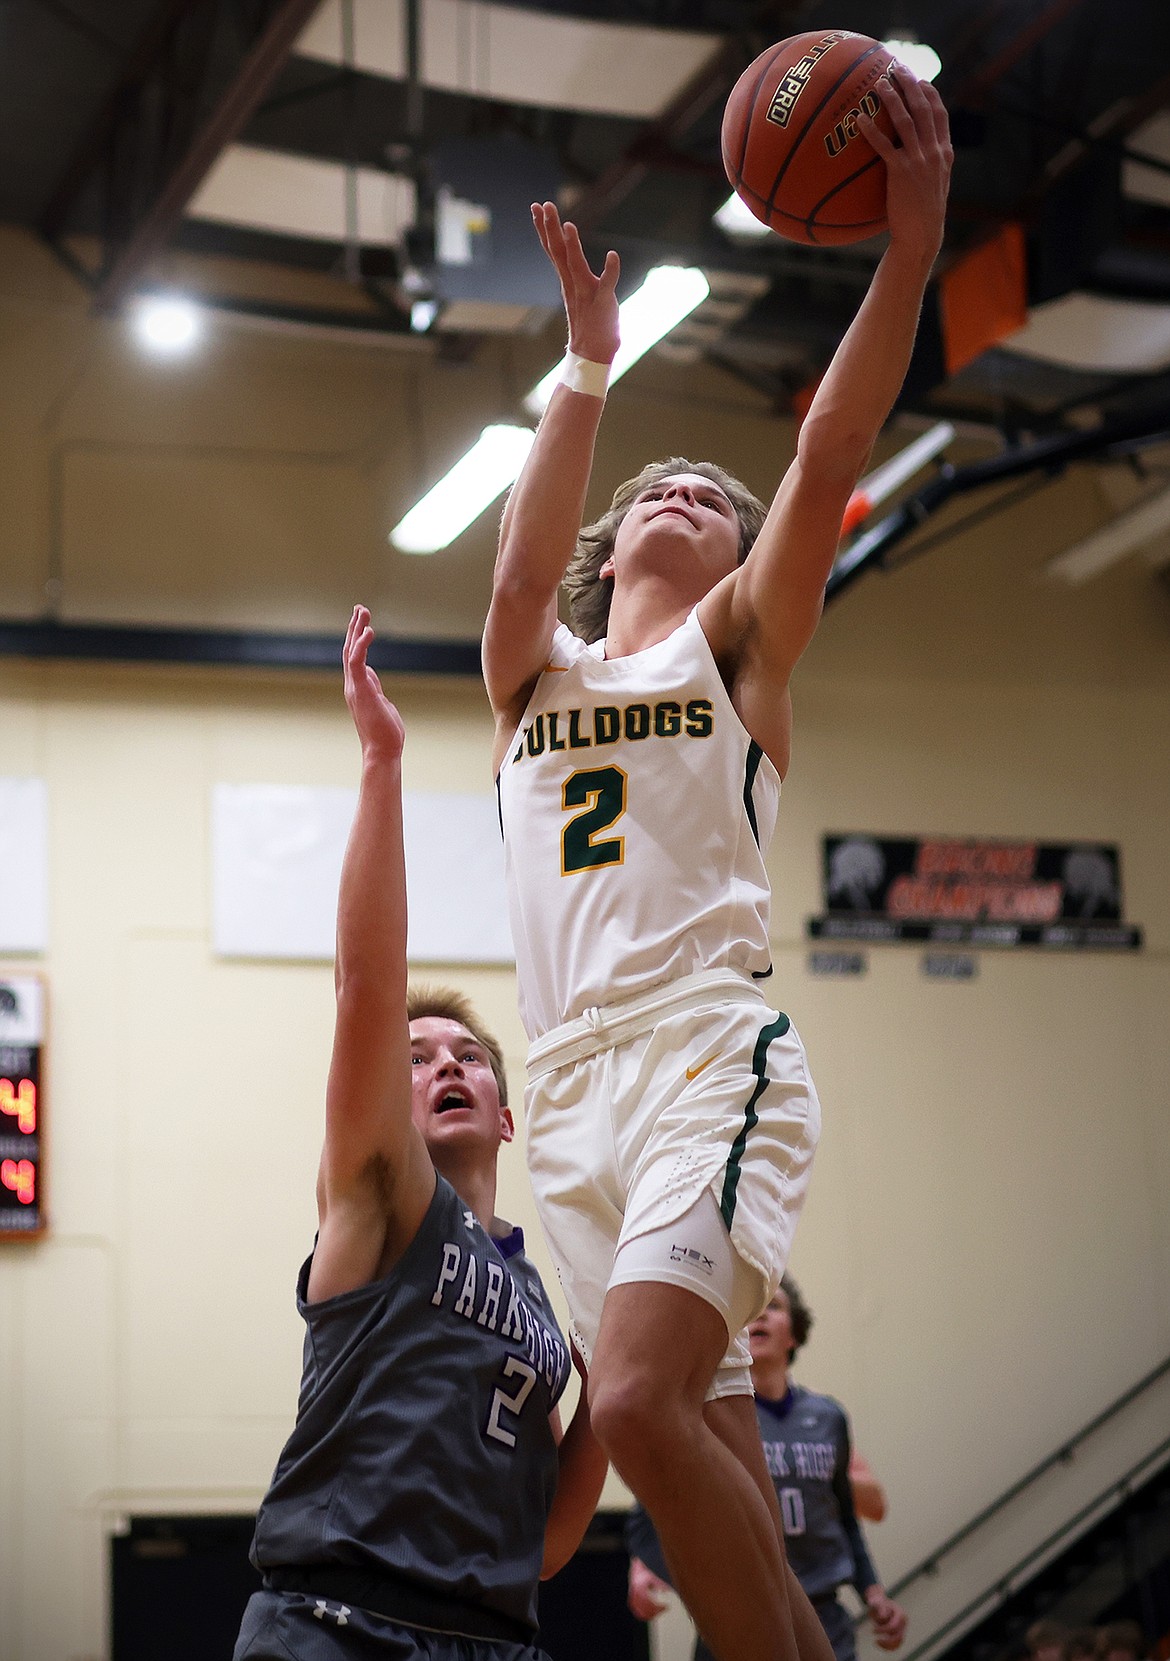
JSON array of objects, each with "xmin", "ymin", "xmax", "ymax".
[{"xmin": 0, "ymin": 974, "xmax": 45, "ymax": 1241}]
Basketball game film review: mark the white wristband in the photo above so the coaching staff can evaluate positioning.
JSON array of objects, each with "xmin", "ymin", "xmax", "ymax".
[{"xmin": 561, "ymin": 352, "xmax": 610, "ymax": 400}]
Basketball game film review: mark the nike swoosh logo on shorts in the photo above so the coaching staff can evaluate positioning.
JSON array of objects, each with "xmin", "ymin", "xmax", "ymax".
[
  {"xmin": 543, "ymin": 664, "xmax": 568, "ymax": 672},
  {"xmin": 685, "ymin": 1051, "xmax": 722, "ymax": 1082}
]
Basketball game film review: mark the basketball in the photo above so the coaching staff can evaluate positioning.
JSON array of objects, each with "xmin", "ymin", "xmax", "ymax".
[{"xmin": 721, "ymin": 30, "xmax": 898, "ymax": 245}]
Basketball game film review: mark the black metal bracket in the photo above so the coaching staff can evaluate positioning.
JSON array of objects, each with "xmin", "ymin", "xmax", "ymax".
[{"xmin": 827, "ymin": 397, "xmax": 1170, "ymax": 604}]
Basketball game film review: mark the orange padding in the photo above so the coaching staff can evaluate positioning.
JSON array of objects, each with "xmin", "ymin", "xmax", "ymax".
[
  {"xmin": 939, "ymin": 222, "xmax": 1028, "ymax": 378},
  {"xmin": 791, "ymin": 372, "xmax": 823, "ymax": 426},
  {"xmin": 840, "ymin": 491, "xmax": 873, "ymax": 537}
]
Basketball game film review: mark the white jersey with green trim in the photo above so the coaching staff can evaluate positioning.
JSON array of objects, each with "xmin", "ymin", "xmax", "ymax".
[{"xmin": 497, "ymin": 608, "xmax": 780, "ymax": 1041}]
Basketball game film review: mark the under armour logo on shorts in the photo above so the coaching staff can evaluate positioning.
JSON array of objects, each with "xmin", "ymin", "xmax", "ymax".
[{"xmin": 313, "ymin": 1601, "xmax": 350, "ymax": 1625}]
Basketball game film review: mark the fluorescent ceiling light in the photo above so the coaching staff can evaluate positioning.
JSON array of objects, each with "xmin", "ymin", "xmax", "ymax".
[
  {"xmin": 393, "ymin": 264, "xmax": 710, "ymax": 553},
  {"xmin": 883, "ymin": 36, "xmax": 942, "ymax": 81},
  {"xmin": 389, "ymin": 424, "xmax": 536, "ymax": 554},
  {"xmin": 131, "ymin": 294, "xmax": 203, "ymax": 356},
  {"xmin": 714, "ymin": 191, "xmax": 772, "ymax": 242},
  {"xmin": 1045, "ymin": 484, "xmax": 1170, "ymax": 583},
  {"xmin": 832, "ymin": 421, "xmax": 955, "ymax": 577},
  {"xmin": 524, "ymin": 264, "xmax": 711, "ymax": 418},
  {"xmin": 859, "ymin": 421, "xmax": 954, "ymax": 504},
  {"xmin": 841, "ymin": 421, "xmax": 954, "ymax": 535}
]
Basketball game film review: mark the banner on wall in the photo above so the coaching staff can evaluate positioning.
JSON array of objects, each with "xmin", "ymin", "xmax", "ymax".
[
  {"xmin": 0, "ymin": 778, "xmax": 49, "ymax": 953},
  {"xmin": 212, "ymin": 784, "xmax": 513, "ymax": 963},
  {"xmin": 807, "ymin": 835, "xmax": 1142, "ymax": 950}
]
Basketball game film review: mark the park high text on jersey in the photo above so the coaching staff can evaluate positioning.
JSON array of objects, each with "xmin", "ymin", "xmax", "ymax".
[
  {"xmin": 762, "ymin": 1437, "xmax": 837, "ymax": 1481},
  {"xmin": 431, "ymin": 1239, "xmax": 570, "ymax": 1395}
]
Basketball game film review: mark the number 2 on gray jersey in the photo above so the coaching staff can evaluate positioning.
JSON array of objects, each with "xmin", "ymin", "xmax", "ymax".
[{"xmin": 485, "ymin": 1357, "xmax": 538, "ymax": 1448}]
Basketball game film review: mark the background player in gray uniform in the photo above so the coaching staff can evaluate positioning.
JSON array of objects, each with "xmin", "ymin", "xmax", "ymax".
[
  {"xmin": 483, "ymin": 61, "xmax": 950, "ymax": 1661},
  {"xmin": 627, "ymin": 1275, "xmax": 907, "ymax": 1661},
  {"xmin": 234, "ymin": 606, "xmax": 607, "ymax": 1661}
]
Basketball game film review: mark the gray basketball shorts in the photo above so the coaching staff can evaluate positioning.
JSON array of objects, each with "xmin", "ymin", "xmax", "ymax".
[{"xmin": 233, "ymin": 1590, "xmax": 551, "ymax": 1661}]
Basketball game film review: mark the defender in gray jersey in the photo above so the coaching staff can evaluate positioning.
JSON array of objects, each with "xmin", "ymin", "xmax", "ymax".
[
  {"xmin": 627, "ymin": 1277, "xmax": 907, "ymax": 1661},
  {"xmin": 234, "ymin": 608, "xmax": 607, "ymax": 1661}
]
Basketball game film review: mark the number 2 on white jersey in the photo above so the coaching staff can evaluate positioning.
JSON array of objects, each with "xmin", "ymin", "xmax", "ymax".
[
  {"xmin": 561, "ymin": 766, "xmax": 627, "ymax": 874},
  {"xmin": 486, "ymin": 1357, "xmax": 538, "ymax": 1448}
]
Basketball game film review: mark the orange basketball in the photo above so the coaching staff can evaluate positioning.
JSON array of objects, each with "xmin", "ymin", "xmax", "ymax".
[{"xmin": 721, "ymin": 30, "xmax": 897, "ymax": 245}]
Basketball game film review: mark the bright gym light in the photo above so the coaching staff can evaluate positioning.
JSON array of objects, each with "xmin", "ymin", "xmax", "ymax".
[
  {"xmin": 392, "ymin": 266, "xmax": 709, "ymax": 552},
  {"xmin": 883, "ymin": 36, "xmax": 942, "ymax": 82},
  {"xmin": 389, "ymin": 424, "xmax": 536, "ymax": 555},
  {"xmin": 714, "ymin": 192, "xmax": 773, "ymax": 242},
  {"xmin": 524, "ymin": 265, "xmax": 711, "ymax": 418},
  {"xmin": 130, "ymin": 294, "xmax": 203, "ymax": 356}
]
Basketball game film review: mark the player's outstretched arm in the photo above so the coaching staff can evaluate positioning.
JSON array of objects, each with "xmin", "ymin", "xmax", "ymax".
[
  {"xmin": 707, "ymin": 65, "xmax": 951, "ymax": 708},
  {"xmin": 541, "ymin": 1350, "xmax": 610, "ymax": 1578},
  {"xmin": 483, "ymin": 203, "xmax": 619, "ymax": 758},
  {"xmin": 308, "ymin": 606, "xmax": 435, "ymax": 1304}
]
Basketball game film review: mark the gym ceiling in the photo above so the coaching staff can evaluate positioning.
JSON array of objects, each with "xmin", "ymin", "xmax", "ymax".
[{"xmin": 4, "ymin": 0, "xmax": 1170, "ymax": 609}]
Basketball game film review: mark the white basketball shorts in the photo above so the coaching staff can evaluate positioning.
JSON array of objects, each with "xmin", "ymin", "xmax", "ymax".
[{"xmin": 523, "ymin": 968, "xmax": 821, "ymax": 1390}]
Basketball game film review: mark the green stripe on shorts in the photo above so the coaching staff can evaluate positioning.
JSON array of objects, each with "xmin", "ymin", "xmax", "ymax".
[{"xmin": 719, "ymin": 1011, "xmax": 792, "ymax": 1231}]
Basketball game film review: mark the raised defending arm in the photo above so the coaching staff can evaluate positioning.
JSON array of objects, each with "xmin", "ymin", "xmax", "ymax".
[{"xmin": 308, "ymin": 606, "xmax": 435, "ymax": 1303}]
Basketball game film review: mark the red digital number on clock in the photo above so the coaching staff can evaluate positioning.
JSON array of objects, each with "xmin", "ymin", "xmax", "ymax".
[
  {"xmin": 0, "ymin": 1077, "xmax": 36, "ymax": 1134},
  {"xmin": 1, "ymin": 1158, "xmax": 35, "ymax": 1204}
]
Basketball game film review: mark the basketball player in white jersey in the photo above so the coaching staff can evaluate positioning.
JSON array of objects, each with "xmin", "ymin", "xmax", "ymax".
[{"xmin": 483, "ymin": 65, "xmax": 950, "ymax": 1661}]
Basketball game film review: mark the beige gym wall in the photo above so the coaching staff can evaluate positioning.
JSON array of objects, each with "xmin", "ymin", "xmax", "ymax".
[{"xmin": 1, "ymin": 225, "xmax": 1168, "ymax": 1661}]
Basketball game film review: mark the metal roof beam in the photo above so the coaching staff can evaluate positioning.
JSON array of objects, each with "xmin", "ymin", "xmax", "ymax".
[{"xmin": 40, "ymin": 0, "xmax": 324, "ymax": 312}]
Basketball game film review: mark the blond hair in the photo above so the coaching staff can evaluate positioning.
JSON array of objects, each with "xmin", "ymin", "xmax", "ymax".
[
  {"xmin": 563, "ymin": 457, "xmax": 768, "ymax": 643},
  {"xmin": 406, "ymin": 984, "xmax": 508, "ymax": 1107}
]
